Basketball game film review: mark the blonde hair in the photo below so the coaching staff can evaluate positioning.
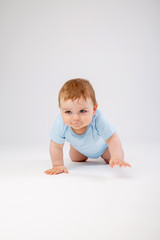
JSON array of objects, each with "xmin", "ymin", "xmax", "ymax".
[{"xmin": 58, "ymin": 78, "xmax": 97, "ymax": 108}]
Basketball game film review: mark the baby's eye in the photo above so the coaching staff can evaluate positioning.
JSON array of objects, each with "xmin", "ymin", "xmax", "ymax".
[
  {"xmin": 80, "ymin": 110, "xmax": 86, "ymax": 113},
  {"xmin": 65, "ymin": 111, "xmax": 71, "ymax": 114}
]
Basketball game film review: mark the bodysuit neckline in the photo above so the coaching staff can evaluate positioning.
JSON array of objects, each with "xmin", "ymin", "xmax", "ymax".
[{"xmin": 70, "ymin": 123, "xmax": 90, "ymax": 136}]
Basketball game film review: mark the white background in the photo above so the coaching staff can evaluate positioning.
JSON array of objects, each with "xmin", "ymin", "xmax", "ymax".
[
  {"xmin": 0, "ymin": 1, "xmax": 160, "ymax": 240},
  {"xmin": 1, "ymin": 0, "xmax": 160, "ymax": 147}
]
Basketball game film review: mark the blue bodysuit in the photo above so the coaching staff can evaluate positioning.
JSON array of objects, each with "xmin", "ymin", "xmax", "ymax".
[{"xmin": 49, "ymin": 108, "xmax": 117, "ymax": 158}]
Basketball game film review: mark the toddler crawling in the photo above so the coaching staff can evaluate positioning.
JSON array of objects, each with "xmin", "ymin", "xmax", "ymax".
[{"xmin": 44, "ymin": 78, "xmax": 131, "ymax": 175}]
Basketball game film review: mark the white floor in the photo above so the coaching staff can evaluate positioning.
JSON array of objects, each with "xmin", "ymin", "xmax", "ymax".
[{"xmin": 0, "ymin": 142, "xmax": 160, "ymax": 240}]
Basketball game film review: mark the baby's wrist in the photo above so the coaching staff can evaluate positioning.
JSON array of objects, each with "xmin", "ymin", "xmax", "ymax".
[
  {"xmin": 53, "ymin": 164, "xmax": 64, "ymax": 168},
  {"xmin": 111, "ymin": 156, "xmax": 124, "ymax": 161}
]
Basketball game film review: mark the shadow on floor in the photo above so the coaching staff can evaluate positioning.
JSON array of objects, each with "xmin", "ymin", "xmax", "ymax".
[{"xmin": 64, "ymin": 157, "xmax": 135, "ymax": 182}]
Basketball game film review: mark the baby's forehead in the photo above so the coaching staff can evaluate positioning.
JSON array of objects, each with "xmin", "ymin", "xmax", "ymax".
[{"xmin": 61, "ymin": 97, "xmax": 92, "ymax": 107}]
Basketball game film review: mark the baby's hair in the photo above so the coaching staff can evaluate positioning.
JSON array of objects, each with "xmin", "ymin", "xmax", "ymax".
[{"xmin": 58, "ymin": 78, "xmax": 97, "ymax": 108}]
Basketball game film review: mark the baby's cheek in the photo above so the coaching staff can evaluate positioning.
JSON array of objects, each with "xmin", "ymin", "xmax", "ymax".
[
  {"xmin": 62, "ymin": 116, "xmax": 70, "ymax": 125},
  {"xmin": 84, "ymin": 117, "xmax": 92, "ymax": 124}
]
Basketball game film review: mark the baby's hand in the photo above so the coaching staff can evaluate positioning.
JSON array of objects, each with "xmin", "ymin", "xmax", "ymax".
[
  {"xmin": 109, "ymin": 158, "xmax": 131, "ymax": 168},
  {"xmin": 44, "ymin": 166, "xmax": 69, "ymax": 175}
]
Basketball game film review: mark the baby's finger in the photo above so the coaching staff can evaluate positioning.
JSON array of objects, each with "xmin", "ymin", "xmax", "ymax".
[
  {"xmin": 119, "ymin": 160, "xmax": 123, "ymax": 168},
  {"xmin": 45, "ymin": 168, "xmax": 53, "ymax": 174},
  {"xmin": 126, "ymin": 162, "xmax": 132, "ymax": 167},
  {"xmin": 109, "ymin": 160, "xmax": 114, "ymax": 168},
  {"xmin": 49, "ymin": 169, "xmax": 56, "ymax": 174},
  {"xmin": 64, "ymin": 168, "xmax": 69, "ymax": 173},
  {"xmin": 53, "ymin": 170, "xmax": 59, "ymax": 175},
  {"xmin": 122, "ymin": 162, "xmax": 127, "ymax": 167},
  {"xmin": 113, "ymin": 159, "xmax": 119, "ymax": 165},
  {"xmin": 122, "ymin": 161, "xmax": 131, "ymax": 168},
  {"xmin": 54, "ymin": 169, "xmax": 63, "ymax": 175}
]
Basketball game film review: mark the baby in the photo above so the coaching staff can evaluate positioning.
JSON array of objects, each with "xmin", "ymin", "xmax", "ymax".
[{"xmin": 44, "ymin": 78, "xmax": 131, "ymax": 175}]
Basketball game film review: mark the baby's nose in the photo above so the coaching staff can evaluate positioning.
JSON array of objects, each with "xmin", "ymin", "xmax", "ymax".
[{"xmin": 73, "ymin": 115, "xmax": 80, "ymax": 121}]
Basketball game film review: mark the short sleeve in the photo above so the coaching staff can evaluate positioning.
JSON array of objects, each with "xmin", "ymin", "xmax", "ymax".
[
  {"xmin": 49, "ymin": 114, "xmax": 65, "ymax": 144},
  {"xmin": 95, "ymin": 109, "xmax": 117, "ymax": 141}
]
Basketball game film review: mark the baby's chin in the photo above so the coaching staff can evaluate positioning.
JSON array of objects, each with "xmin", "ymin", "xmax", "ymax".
[
  {"xmin": 71, "ymin": 124, "xmax": 83, "ymax": 129},
  {"xmin": 67, "ymin": 123, "xmax": 86, "ymax": 130}
]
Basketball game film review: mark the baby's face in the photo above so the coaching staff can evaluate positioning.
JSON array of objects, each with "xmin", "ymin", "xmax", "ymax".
[{"xmin": 60, "ymin": 97, "xmax": 98, "ymax": 131}]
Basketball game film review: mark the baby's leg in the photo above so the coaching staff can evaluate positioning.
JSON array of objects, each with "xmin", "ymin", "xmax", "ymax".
[
  {"xmin": 69, "ymin": 144, "xmax": 88, "ymax": 162},
  {"xmin": 101, "ymin": 147, "xmax": 111, "ymax": 164}
]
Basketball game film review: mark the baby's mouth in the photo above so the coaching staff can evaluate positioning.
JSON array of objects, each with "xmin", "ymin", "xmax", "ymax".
[{"xmin": 72, "ymin": 122, "xmax": 81, "ymax": 127}]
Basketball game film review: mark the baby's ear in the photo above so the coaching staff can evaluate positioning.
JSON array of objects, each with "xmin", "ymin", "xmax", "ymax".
[{"xmin": 93, "ymin": 103, "xmax": 98, "ymax": 114}]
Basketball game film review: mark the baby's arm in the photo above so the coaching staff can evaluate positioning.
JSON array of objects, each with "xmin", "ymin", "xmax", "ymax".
[
  {"xmin": 44, "ymin": 140, "xmax": 69, "ymax": 175},
  {"xmin": 106, "ymin": 133, "xmax": 131, "ymax": 168}
]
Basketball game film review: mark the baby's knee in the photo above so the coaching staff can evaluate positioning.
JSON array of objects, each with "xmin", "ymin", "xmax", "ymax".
[
  {"xmin": 70, "ymin": 157, "xmax": 88, "ymax": 162},
  {"xmin": 69, "ymin": 145, "xmax": 88, "ymax": 162},
  {"xmin": 102, "ymin": 158, "xmax": 110, "ymax": 164}
]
